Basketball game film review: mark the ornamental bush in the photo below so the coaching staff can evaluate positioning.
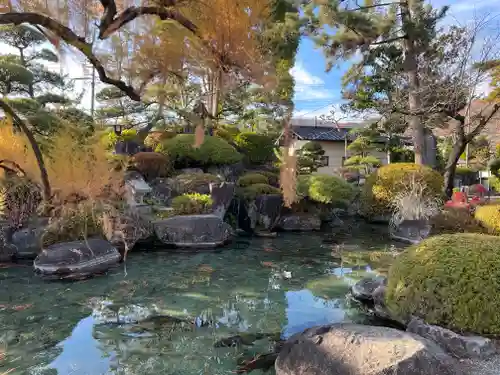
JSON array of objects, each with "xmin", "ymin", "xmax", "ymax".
[
  {"xmin": 386, "ymin": 233, "xmax": 500, "ymax": 335},
  {"xmin": 156, "ymin": 134, "xmax": 242, "ymax": 168},
  {"xmin": 361, "ymin": 163, "xmax": 443, "ymax": 217},
  {"xmin": 474, "ymin": 204, "xmax": 500, "ymax": 235},
  {"xmin": 171, "ymin": 193, "xmax": 213, "ymax": 215},
  {"xmin": 237, "ymin": 173, "xmax": 269, "ymax": 187},
  {"xmin": 132, "ymin": 152, "xmax": 171, "ymax": 181},
  {"xmin": 234, "ymin": 132, "xmax": 275, "ymax": 165},
  {"xmin": 238, "ymin": 183, "xmax": 281, "ymax": 201},
  {"xmin": 296, "ymin": 174, "xmax": 357, "ymax": 207}
]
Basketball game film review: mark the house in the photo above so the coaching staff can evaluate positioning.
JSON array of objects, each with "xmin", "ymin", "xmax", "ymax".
[{"xmin": 280, "ymin": 117, "xmax": 390, "ymax": 175}]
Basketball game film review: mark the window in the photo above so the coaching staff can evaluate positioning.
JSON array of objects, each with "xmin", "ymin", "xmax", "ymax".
[{"xmin": 319, "ymin": 156, "xmax": 329, "ymax": 167}]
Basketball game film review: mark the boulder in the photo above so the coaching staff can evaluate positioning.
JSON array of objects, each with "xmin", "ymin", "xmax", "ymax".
[
  {"xmin": 210, "ymin": 182, "xmax": 235, "ymax": 219},
  {"xmin": 275, "ymin": 323, "xmax": 463, "ymax": 375},
  {"xmin": 254, "ymin": 194, "xmax": 282, "ymax": 231},
  {"xmin": 207, "ymin": 162, "xmax": 245, "ymax": 183},
  {"xmin": 276, "ymin": 214, "xmax": 321, "ymax": 232},
  {"xmin": 351, "ymin": 275, "xmax": 387, "ymax": 302},
  {"xmin": 11, "ymin": 225, "xmax": 45, "ymax": 259},
  {"xmin": 34, "ymin": 238, "xmax": 121, "ymax": 280},
  {"xmin": 149, "ymin": 177, "xmax": 173, "ymax": 206},
  {"xmin": 154, "ymin": 214, "xmax": 233, "ymax": 248},
  {"xmin": 407, "ymin": 317, "xmax": 497, "ymax": 360},
  {"xmin": 390, "ymin": 219, "xmax": 431, "ymax": 245}
]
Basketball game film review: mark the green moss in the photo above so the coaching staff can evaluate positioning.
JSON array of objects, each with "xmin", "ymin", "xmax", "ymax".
[
  {"xmin": 171, "ymin": 193, "xmax": 213, "ymax": 215},
  {"xmin": 296, "ymin": 174, "xmax": 357, "ymax": 207},
  {"xmin": 238, "ymin": 183, "xmax": 281, "ymax": 201},
  {"xmin": 156, "ymin": 134, "xmax": 242, "ymax": 168},
  {"xmin": 385, "ymin": 233, "xmax": 500, "ymax": 334},
  {"xmin": 234, "ymin": 132, "xmax": 275, "ymax": 165},
  {"xmin": 361, "ymin": 163, "xmax": 443, "ymax": 217},
  {"xmin": 237, "ymin": 173, "xmax": 269, "ymax": 187},
  {"xmin": 174, "ymin": 173, "xmax": 221, "ymax": 194},
  {"xmin": 475, "ymin": 204, "xmax": 500, "ymax": 235}
]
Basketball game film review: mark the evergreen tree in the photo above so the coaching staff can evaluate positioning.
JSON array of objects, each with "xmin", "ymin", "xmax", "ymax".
[{"xmin": 297, "ymin": 141, "xmax": 326, "ymax": 174}]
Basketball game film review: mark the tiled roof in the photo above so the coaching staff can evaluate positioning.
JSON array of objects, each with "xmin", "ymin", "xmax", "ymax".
[{"xmin": 292, "ymin": 125, "xmax": 389, "ymax": 143}]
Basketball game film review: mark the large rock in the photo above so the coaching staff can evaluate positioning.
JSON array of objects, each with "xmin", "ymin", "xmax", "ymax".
[
  {"xmin": 154, "ymin": 214, "xmax": 233, "ymax": 248},
  {"xmin": 407, "ymin": 318, "xmax": 497, "ymax": 360},
  {"xmin": 390, "ymin": 219, "xmax": 431, "ymax": 244},
  {"xmin": 0, "ymin": 222, "xmax": 14, "ymax": 262},
  {"xmin": 11, "ymin": 225, "xmax": 45, "ymax": 259},
  {"xmin": 34, "ymin": 238, "xmax": 121, "ymax": 280},
  {"xmin": 149, "ymin": 177, "xmax": 173, "ymax": 206},
  {"xmin": 276, "ymin": 213, "xmax": 321, "ymax": 232},
  {"xmin": 254, "ymin": 194, "xmax": 282, "ymax": 230},
  {"xmin": 275, "ymin": 323, "xmax": 463, "ymax": 375},
  {"xmin": 207, "ymin": 162, "xmax": 245, "ymax": 183},
  {"xmin": 210, "ymin": 182, "xmax": 235, "ymax": 219},
  {"xmin": 351, "ymin": 275, "xmax": 387, "ymax": 302}
]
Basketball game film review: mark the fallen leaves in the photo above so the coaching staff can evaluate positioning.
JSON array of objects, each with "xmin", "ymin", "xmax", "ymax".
[
  {"xmin": 198, "ymin": 264, "xmax": 214, "ymax": 273},
  {"xmin": 261, "ymin": 261, "xmax": 276, "ymax": 268}
]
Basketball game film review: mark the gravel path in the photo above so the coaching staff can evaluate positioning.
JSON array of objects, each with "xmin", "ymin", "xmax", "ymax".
[{"xmin": 460, "ymin": 355, "xmax": 500, "ymax": 375}]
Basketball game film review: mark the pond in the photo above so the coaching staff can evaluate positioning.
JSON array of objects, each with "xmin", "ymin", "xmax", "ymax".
[{"xmin": 0, "ymin": 226, "xmax": 402, "ymax": 375}]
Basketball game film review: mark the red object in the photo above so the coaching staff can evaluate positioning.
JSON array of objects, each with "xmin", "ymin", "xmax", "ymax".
[
  {"xmin": 444, "ymin": 200, "xmax": 470, "ymax": 210},
  {"xmin": 451, "ymin": 192, "xmax": 467, "ymax": 203}
]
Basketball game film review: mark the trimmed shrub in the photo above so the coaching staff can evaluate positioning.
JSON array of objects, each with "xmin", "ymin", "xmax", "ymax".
[
  {"xmin": 214, "ymin": 126, "xmax": 239, "ymax": 143},
  {"xmin": 234, "ymin": 132, "xmax": 275, "ymax": 165},
  {"xmin": 42, "ymin": 203, "xmax": 102, "ymax": 247},
  {"xmin": 174, "ymin": 173, "xmax": 221, "ymax": 194},
  {"xmin": 475, "ymin": 204, "xmax": 500, "ymax": 234},
  {"xmin": 237, "ymin": 173, "xmax": 269, "ymax": 187},
  {"xmin": 256, "ymin": 170, "xmax": 280, "ymax": 186},
  {"xmin": 171, "ymin": 193, "xmax": 213, "ymax": 215},
  {"xmin": 297, "ymin": 174, "xmax": 357, "ymax": 207},
  {"xmin": 361, "ymin": 163, "xmax": 443, "ymax": 217},
  {"xmin": 431, "ymin": 207, "xmax": 485, "ymax": 234},
  {"xmin": 238, "ymin": 183, "xmax": 281, "ymax": 200},
  {"xmin": 156, "ymin": 134, "xmax": 242, "ymax": 168},
  {"xmin": 132, "ymin": 152, "xmax": 171, "ymax": 181},
  {"xmin": 386, "ymin": 233, "xmax": 500, "ymax": 335},
  {"xmin": 144, "ymin": 131, "xmax": 177, "ymax": 149}
]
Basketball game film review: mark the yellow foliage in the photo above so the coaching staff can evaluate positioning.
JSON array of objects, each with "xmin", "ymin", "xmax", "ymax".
[
  {"xmin": 475, "ymin": 204, "xmax": 500, "ymax": 235},
  {"xmin": 0, "ymin": 122, "xmax": 120, "ymax": 203}
]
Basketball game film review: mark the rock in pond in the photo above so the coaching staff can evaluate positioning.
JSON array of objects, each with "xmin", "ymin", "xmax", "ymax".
[
  {"xmin": 390, "ymin": 219, "xmax": 431, "ymax": 244},
  {"xmin": 275, "ymin": 323, "xmax": 463, "ymax": 375},
  {"xmin": 351, "ymin": 275, "xmax": 387, "ymax": 302},
  {"xmin": 34, "ymin": 238, "xmax": 121, "ymax": 280},
  {"xmin": 11, "ymin": 224, "xmax": 46, "ymax": 259},
  {"xmin": 210, "ymin": 182, "xmax": 235, "ymax": 219},
  {"xmin": 407, "ymin": 317, "xmax": 497, "ymax": 360},
  {"xmin": 154, "ymin": 214, "xmax": 233, "ymax": 248},
  {"xmin": 276, "ymin": 214, "xmax": 321, "ymax": 232},
  {"xmin": 0, "ymin": 222, "xmax": 15, "ymax": 262}
]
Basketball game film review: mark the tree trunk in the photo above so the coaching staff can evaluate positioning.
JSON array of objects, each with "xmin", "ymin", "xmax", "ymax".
[
  {"xmin": 443, "ymin": 139, "xmax": 466, "ymax": 199},
  {"xmin": 400, "ymin": 1, "xmax": 426, "ymax": 165},
  {"xmin": 0, "ymin": 98, "xmax": 51, "ymax": 203}
]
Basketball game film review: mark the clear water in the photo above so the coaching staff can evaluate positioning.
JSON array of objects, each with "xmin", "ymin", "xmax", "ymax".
[{"xmin": 0, "ymin": 229, "xmax": 400, "ymax": 375}]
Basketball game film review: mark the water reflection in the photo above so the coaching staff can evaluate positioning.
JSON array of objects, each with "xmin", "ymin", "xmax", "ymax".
[{"xmin": 0, "ymin": 231, "xmax": 398, "ymax": 374}]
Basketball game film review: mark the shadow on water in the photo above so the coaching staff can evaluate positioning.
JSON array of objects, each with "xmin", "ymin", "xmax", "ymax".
[{"xmin": 0, "ymin": 228, "xmax": 403, "ymax": 375}]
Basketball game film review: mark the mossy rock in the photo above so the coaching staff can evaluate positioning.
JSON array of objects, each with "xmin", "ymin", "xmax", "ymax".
[
  {"xmin": 385, "ymin": 233, "xmax": 500, "ymax": 335},
  {"xmin": 474, "ymin": 204, "xmax": 500, "ymax": 235},
  {"xmin": 361, "ymin": 163, "xmax": 443, "ymax": 218},
  {"xmin": 237, "ymin": 173, "xmax": 269, "ymax": 187},
  {"xmin": 170, "ymin": 193, "xmax": 213, "ymax": 215},
  {"xmin": 174, "ymin": 173, "xmax": 221, "ymax": 194},
  {"xmin": 156, "ymin": 134, "xmax": 242, "ymax": 168}
]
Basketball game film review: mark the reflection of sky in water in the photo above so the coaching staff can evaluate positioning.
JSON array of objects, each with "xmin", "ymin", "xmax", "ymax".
[
  {"xmin": 47, "ymin": 316, "xmax": 112, "ymax": 375},
  {"xmin": 330, "ymin": 265, "xmax": 374, "ymax": 285},
  {"xmin": 283, "ymin": 289, "xmax": 346, "ymax": 338}
]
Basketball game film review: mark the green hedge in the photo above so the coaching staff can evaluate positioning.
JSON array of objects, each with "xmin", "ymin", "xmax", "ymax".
[
  {"xmin": 386, "ymin": 233, "xmax": 500, "ymax": 335},
  {"xmin": 296, "ymin": 174, "xmax": 356, "ymax": 207},
  {"xmin": 234, "ymin": 132, "xmax": 275, "ymax": 165},
  {"xmin": 237, "ymin": 173, "xmax": 269, "ymax": 187},
  {"xmin": 171, "ymin": 193, "xmax": 213, "ymax": 215},
  {"xmin": 238, "ymin": 183, "xmax": 281, "ymax": 201},
  {"xmin": 156, "ymin": 134, "xmax": 242, "ymax": 168},
  {"xmin": 361, "ymin": 163, "xmax": 443, "ymax": 217}
]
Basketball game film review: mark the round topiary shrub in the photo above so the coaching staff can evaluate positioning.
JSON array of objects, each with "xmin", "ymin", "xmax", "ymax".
[
  {"xmin": 237, "ymin": 173, "xmax": 269, "ymax": 187},
  {"xmin": 234, "ymin": 132, "xmax": 275, "ymax": 165},
  {"xmin": 156, "ymin": 134, "xmax": 242, "ymax": 168},
  {"xmin": 144, "ymin": 131, "xmax": 177, "ymax": 149},
  {"xmin": 132, "ymin": 152, "xmax": 171, "ymax": 181},
  {"xmin": 361, "ymin": 163, "xmax": 443, "ymax": 218},
  {"xmin": 256, "ymin": 170, "xmax": 280, "ymax": 186},
  {"xmin": 296, "ymin": 174, "xmax": 357, "ymax": 207},
  {"xmin": 474, "ymin": 204, "xmax": 500, "ymax": 235},
  {"xmin": 386, "ymin": 233, "xmax": 500, "ymax": 335},
  {"xmin": 238, "ymin": 183, "xmax": 281, "ymax": 201},
  {"xmin": 171, "ymin": 193, "xmax": 213, "ymax": 215}
]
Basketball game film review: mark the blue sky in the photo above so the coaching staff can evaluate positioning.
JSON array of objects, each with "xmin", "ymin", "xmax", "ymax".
[{"xmin": 291, "ymin": 0, "xmax": 500, "ymax": 119}]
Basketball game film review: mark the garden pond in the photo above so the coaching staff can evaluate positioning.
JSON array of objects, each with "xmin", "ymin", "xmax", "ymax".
[{"xmin": 0, "ymin": 227, "xmax": 404, "ymax": 375}]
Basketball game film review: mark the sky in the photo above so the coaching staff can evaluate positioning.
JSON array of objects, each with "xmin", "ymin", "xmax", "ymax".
[{"xmin": 2, "ymin": 0, "xmax": 500, "ymax": 121}]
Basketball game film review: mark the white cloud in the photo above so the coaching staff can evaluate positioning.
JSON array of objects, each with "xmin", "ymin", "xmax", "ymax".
[{"xmin": 290, "ymin": 61, "xmax": 336, "ymax": 100}]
